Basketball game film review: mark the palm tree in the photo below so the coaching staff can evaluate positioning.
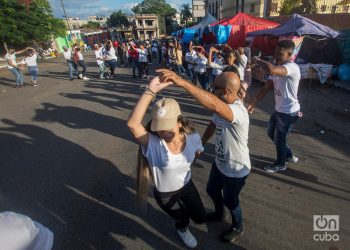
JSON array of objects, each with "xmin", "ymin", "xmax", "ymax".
[{"xmin": 180, "ymin": 3, "xmax": 191, "ymax": 27}]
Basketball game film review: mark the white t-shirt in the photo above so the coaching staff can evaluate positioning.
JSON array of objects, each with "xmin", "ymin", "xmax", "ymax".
[
  {"xmin": 77, "ymin": 52, "xmax": 83, "ymax": 61},
  {"xmin": 194, "ymin": 56, "xmax": 208, "ymax": 73},
  {"xmin": 185, "ymin": 50, "xmax": 197, "ymax": 69},
  {"xmin": 137, "ymin": 48, "xmax": 148, "ymax": 62},
  {"xmin": 236, "ymin": 54, "xmax": 248, "ymax": 81},
  {"xmin": 212, "ymin": 101, "xmax": 251, "ymax": 178},
  {"xmin": 210, "ymin": 58, "xmax": 224, "ymax": 76},
  {"xmin": 63, "ymin": 50, "xmax": 72, "ymax": 61},
  {"xmin": 142, "ymin": 133, "xmax": 204, "ymax": 192},
  {"xmin": 5, "ymin": 53, "xmax": 17, "ymax": 69},
  {"xmin": 271, "ymin": 61, "xmax": 301, "ymax": 114},
  {"xmin": 105, "ymin": 47, "xmax": 118, "ymax": 61},
  {"xmin": 24, "ymin": 54, "xmax": 37, "ymax": 67},
  {"xmin": 94, "ymin": 49, "xmax": 104, "ymax": 65}
]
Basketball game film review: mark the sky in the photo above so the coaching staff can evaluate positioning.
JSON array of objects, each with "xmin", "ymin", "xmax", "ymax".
[{"xmin": 49, "ymin": 0, "xmax": 191, "ymax": 19}]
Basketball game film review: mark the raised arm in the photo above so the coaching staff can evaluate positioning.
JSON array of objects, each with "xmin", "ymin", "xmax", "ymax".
[
  {"xmin": 252, "ymin": 56, "xmax": 288, "ymax": 76},
  {"xmin": 157, "ymin": 69, "xmax": 234, "ymax": 122},
  {"xmin": 127, "ymin": 77, "xmax": 173, "ymax": 146}
]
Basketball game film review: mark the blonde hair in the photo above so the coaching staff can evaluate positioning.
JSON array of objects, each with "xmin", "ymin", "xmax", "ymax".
[{"xmin": 136, "ymin": 116, "xmax": 195, "ymax": 206}]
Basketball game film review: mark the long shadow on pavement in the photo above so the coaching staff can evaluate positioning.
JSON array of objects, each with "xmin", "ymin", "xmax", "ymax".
[{"xmin": 0, "ymin": 119, "xmax": 185, "ymax": 249}]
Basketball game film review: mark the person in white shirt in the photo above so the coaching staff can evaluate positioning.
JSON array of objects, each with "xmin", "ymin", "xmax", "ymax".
[
  {"xmin": 136, "ymin": 43, "xmax": 149, "ymax": 78},
  {"xmin": 208, "ymin": 47, "xmax": 225, "ymax": 84},
  {"xmin": 127, "ymin": 78, "xmax": 206, "ymax": 248},
  {"xmin": 157, "ymin": 69, "xmax": 251, "ymax": 243},
  {"xmin": 93, "ymin": 44, "xmax": 106, "ymax": 79},
  {"xmin": 103, "ymin": 40, "xmax": 118, "ymax": 77},
  {"xmin": 235, "ymin": 47, "xmax": 248, "ymax": 81},
  {"xmin": 5, "ymin": 47, "xmax": 29, "ymax": 87},
  {"xmin": 24, "ymin": 48, "xmax": 39, "ymax": 86},
  {"xmin": 185, "ymin": 45, "xmax": 197, "ymax": 83},
  {"xmin": 72, "ymin": 47, "xmax": 89, "ymax": 81},
  {"xmin": 62, "ymin": 46, "xmax": 77, "ymax": 81},
  {"xmin": 248, "ymin": 40, "xmax": 301, "ymax": 173},
  {"xmin": 193, "ymin": 48, "xmax": 208, "ymax": 90}
]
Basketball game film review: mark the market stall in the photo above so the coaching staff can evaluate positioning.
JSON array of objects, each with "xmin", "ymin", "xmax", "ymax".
[{"xmin": 247, "ymin": 14, "xmax": 345, "ymax": 85}]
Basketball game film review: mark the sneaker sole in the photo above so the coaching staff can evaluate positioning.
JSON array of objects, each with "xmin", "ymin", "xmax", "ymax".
[
  {"xmin": 221, "ymin": 230, "xmax": 244, "ymax": 243},
  {"xmin": 264, "ymin": 167, "xmax": 287, "ymax": 173}
]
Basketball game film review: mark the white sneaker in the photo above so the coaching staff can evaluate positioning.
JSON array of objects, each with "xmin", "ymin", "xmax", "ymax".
[
  {"xmin": 286, "ymin": 155, "xmax": 299, "ymax": 164},
  {"xmin": 264, "ymin": 164, "xmax": 286, "ymax": 173},
  {"xmin": 78, "ymin": 74, "xmax": 83, "ymax": 79},
  {"xmin": 83, "ymin": 77, "xmax": 90, "ymax": 81},
  {"xmin": 177, "ymin": 228, "xmax": 197, "ymax": 248}
]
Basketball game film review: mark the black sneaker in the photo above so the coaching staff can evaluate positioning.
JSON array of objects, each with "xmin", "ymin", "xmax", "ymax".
[
  {"xmin": 206, "ymin": 211, "xmax": 227, "ymax": 222},
  {"xmin": 220, "ymin": 226, "xmax": 243, "ymax": 243}
]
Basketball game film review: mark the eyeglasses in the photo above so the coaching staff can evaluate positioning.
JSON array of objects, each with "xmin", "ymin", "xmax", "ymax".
[{"xmin": 210, "ymin": 84, "xmax": 232, "ymax": 93}]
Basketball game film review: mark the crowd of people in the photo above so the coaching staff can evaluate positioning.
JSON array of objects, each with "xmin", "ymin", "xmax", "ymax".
[
  {"xmin": 127, "ymin": 38, "xmax": 302, "ymax": 248},
  {"xmin": 3, "ymin": 36, "xmax": 302, "ymax": 249}
]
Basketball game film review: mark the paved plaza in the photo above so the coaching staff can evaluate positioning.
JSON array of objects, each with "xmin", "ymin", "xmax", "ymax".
[{"xmin": 0, "ymin": 53, "xmax": 349, "ymax": 249}]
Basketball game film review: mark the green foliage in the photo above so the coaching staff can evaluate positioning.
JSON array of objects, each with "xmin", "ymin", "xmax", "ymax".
[
  {"xmin": 280, "ymin": 0, "xmax": 318, "ymax": 15},
  {"xmin": 107, "ymin": 10, "xmax": 130, "ymax": 27},
  {"xmin": 180, "ymin": 3, "xmax": 191, "ymax": 27},
  {"xmin": 80, "ymin": 21, "xmax": 100, "ymax": 30},
  {"xmin": 0, "ymin": 0, "xmax": 66, "ymax": 45},
  {"xmin": 132, "ymin": 0, "xmax": 176, "ymax": 17}
]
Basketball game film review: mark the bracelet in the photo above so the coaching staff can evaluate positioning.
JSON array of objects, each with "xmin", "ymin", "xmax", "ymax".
[
  {"xmin": 144, "ymin": 89, "xmax": 156, "ymax": 97},
  {"xmin": 145, "ymin": 86, "xmax": 156, "ymax": 95}
]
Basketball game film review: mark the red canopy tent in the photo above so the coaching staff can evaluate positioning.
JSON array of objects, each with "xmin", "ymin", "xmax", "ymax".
[{"xmin": 211, "ymin": 13, "xmax": 279, "ymax": 51}]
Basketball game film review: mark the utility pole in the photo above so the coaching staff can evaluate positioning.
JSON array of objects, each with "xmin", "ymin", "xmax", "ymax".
[{"xmin": 60, "ymin": 0, "xmax": 73, "ymax": 43}]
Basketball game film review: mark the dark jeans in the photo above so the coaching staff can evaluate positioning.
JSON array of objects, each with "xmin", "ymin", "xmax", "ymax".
[
  {"xmin": 106, "ymin": 59, "xmax": 117, "ymax": 75},
  {"xmin": 76, "ymin": 60, "xmax": 86, "ymax": 77},
  {"xmin": 139, "ymin": 62, "xmax": 149, "ymax": 76},
  {"xmin": 268, "ymin": 111, "xmax": 299, "ymax": 166},
  {"xmin": 196, "ymin": 72, "xmax": 209, "ymax": 90},
  {"xmin": 206, "ymin": 162, "xmax": 248, "ymax": 230},
  {"xmin": 131, "ymin": 58, "xmax": 139, "ymax": 77},
  {"xmin": 154, "ymin": 179, "xmax": 206, "ymax": 230}
]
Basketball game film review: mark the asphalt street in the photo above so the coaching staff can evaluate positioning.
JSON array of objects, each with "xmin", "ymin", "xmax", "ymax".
[{"xmin": 0, "ymin": 52, "xmax": 349, "ymax": 250}]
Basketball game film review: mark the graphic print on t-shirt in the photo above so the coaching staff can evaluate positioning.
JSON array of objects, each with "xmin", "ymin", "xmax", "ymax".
[{"xmin": 215, "ymin": 120, "xmax": 226, "ymax": 165}]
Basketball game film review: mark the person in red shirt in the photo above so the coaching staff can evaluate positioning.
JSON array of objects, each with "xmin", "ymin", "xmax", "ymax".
[
  {"xmin": 113, "ymin": 41, "xmax": 119, "ymax": 48},
  {"xmin": 128, "ymin": 42, "xmax": 140, "ymax": 78}
]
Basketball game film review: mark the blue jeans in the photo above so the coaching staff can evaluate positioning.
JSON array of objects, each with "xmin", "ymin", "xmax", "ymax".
[
  {"xmin": 28, "ymin": 66, "xmax": 38, "ymax": 81},
  {"xmin": 196, "ymin": 72, "xmax": 209, "ymax": 90},
  {"xmin": 206, "ymin": 162, "xmax": 248, "ymax": 230},
  {"xmin": 131, "ymin": 58, "xmax": 139, "ymax": 77},
  {"xmin": 268, "ymin": 111, "xmax": 299, "ymax": 165},
  {"xmin": 9, "ymin": 68, "xmax": 24, "ymax": 86},
  {"xmin": 176, "ymin": 64, "xmax": 186, "ymax": 75},
  {"xmin": 67, "ymin": 61, "xmax": 77, "ymax": 79}
]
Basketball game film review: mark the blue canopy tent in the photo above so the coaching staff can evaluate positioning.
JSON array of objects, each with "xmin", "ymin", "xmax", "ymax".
[
  {"xmin": 172, "ymin": 14, "xmax": 217, "ymax": 43},
  {"xmin": 247, "ymin": 14, "xmax": 345, "ymax": 65}
]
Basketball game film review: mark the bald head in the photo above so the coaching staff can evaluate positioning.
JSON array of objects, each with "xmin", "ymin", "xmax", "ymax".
[{"xmin": 214, "ymin": 72, "xmax": 241, "ymax": 94}]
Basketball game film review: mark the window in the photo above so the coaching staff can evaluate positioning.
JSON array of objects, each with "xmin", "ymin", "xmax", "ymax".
[
  {"xmin": 193, "ymin": 5, "xmax": 198, "ymax": 10},
  {"xmin": 321, "ymin": 5, "xmax": 326, "ymax": 12},
  {"xmin": 271, "ymin": 3, "xmax": 277, "ymax": 12},
  {"xmin": 145, "ymin": 20, "xmax": 154, "ymax": 26},
  {"xmin": 331, "ymin": 5, "xmax": 337, "ymax": 13},
  {"xmin": 343, "ymin": 5, "xmax": 349, "ymax": 12},
  {"xmin": 209, "ymin": 4, "xmax": 211, "ymax": 14},
  {"xmin": 250, "ymin": 3, "xmax": 255, "ymax": 13}
]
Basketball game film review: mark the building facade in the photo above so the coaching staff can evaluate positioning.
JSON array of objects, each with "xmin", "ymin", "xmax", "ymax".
[
  {"xmin": 130, "ymin": 14, "xmax": 161, "ymax": 40},
  {"xmin": 88, "ymin": 15, "xmax": 108, "ymax": 26},
  {"xmin": 206, "ymin": 0, "xmax": 350, "ymax": 20},
  {"xmin": 193, "ymin": 0, "xmax": 206, "ymax": 20}
]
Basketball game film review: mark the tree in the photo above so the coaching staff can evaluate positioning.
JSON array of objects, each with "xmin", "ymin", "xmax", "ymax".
[
  {"xmin": 108, "ymin": 10, "xmax": 130, "ymax": 27},
  {"xmin": 132, "ymin": 0, "xmax": 176, "ymax": 16},
  {"xmin": 80, "ymin": 21, "xmax": 100, "ymax": 30},
  {"xmin": 0, "ymin": 0, "xmax": 66, "ymax": 46},
  {"xmin": 180, "ymin": 3, "xmax": 191, "ymax": 27},
  {"xmin": 280, "ymin": 0, "xmax": 317, "ymax": 15}
]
